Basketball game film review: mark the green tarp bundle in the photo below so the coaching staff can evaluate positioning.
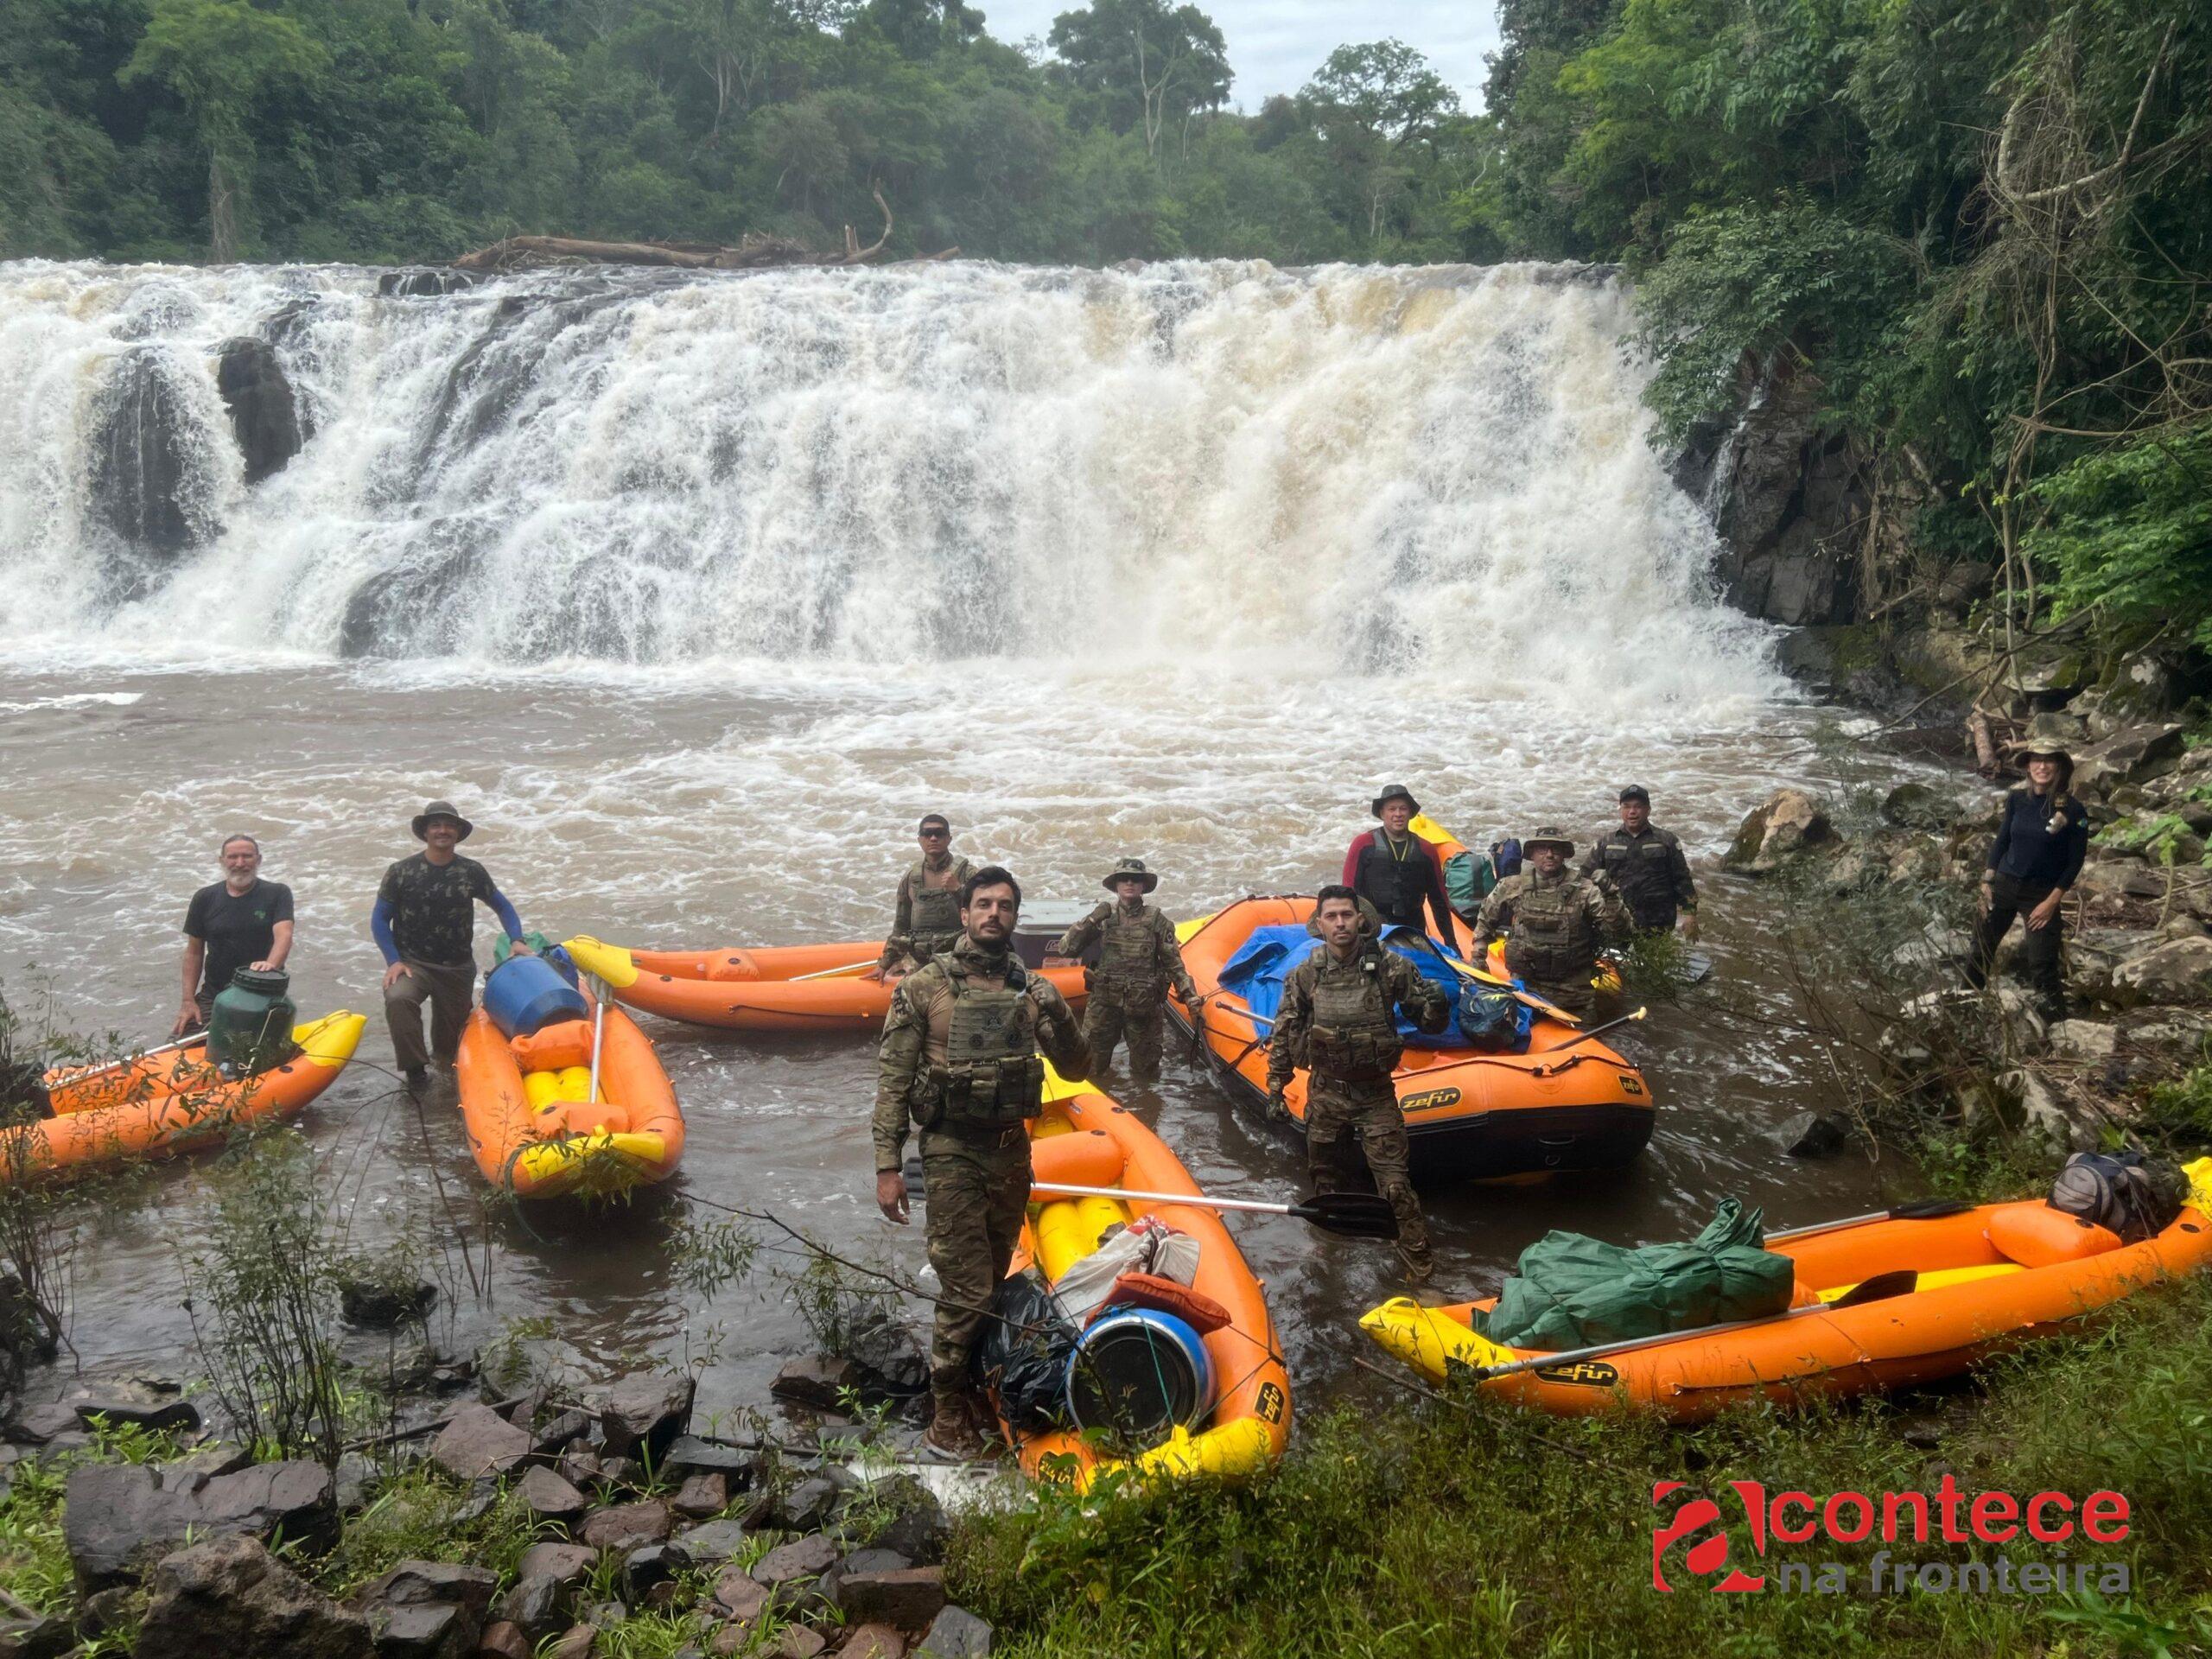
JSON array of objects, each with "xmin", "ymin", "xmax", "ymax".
[{"xmin": 1474, "ymin": 1198, "xmax": 1795, "ymax": 1351}]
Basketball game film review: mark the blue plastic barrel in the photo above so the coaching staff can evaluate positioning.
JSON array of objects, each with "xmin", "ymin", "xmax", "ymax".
[
  {"xmin": 1064, "ymin": 1307, "xmax": 1214, "ymax": 1447},
  {"xmin": 482, "ymin": 954, "xmax": 590, "ymax": 1039}
]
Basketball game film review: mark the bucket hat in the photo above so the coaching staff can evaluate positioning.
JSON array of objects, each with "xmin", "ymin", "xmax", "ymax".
[
  {"xmin": 1104, "ymin": 857, "xmax": 1160, "ymax": 893},
  {"xmin": 1523, "ymin": 825, "xmax": 1575, "ymax": 855},
  {"xmin": 2009, "ymin": 713, "xmax": 2080, "ymax": 765},
  {"xmin": 411, "ymin": 799, "xmax": 474, "ymax": 842},
  {"xmin": 1371, "ymin": 783, "xmax": 1421, "ymax": 817}
]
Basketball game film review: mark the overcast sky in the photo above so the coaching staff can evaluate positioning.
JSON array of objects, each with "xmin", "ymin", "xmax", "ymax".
[{"xmin": 975, "ymin": 1, "xmax": 1504, "ymax": 111}]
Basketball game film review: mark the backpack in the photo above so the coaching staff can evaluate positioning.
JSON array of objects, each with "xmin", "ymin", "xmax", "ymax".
[
  {"xmin": 1441, "ymin": 849, "xmax": 1494, "ymax": 920},
  {"xmin": 2049, "ymin": 1151, "xmax": 2189, "ymax": 1243},
  {"xmin": 1491, "ymin": 838, "xmax": 1523, "ymax": 880}
]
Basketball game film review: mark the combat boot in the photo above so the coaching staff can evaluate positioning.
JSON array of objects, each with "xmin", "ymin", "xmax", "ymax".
[
  {"xmin": 1396, "ymin": 1243, "xmax": 1435, "ymax": 1286},
  {"xmin": 922, "ymin": 1386, "xmax": 985, "ymax": 1461}
]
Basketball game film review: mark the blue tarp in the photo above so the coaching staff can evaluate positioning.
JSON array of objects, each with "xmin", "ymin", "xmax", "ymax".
[{"xmin": 1216, "ymin": 925, "xmax": 1530, "ymax": 1052}]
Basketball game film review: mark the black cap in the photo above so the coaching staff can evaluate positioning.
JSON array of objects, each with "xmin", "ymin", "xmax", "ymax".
[{"xmin": 1618, "ymin": 785, "xmax": 1650, "ymax": 804}]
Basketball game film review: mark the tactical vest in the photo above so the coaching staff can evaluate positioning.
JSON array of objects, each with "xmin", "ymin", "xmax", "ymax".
[
  {"xmin": 1588, "ymin": 830, "xmax": 1678, "ymax": 926},
  {"xmin": 1356, "ymin": 832, "xmax": 1430, "ymax": 927},
  {"xmin": 913, "ymin": 957, "xmax": 1046, "ymax": 1132},
  {"xmin": 1504, "ymin": 877, "xmax": 1599, "ymax": 984},
  {"xmin": 907, "ymin": 859, "xmax": 969, "ymax": 947},
  {"xmin": 1096, "ymin": 905, "xmax": 1163, "ymax": 1006},
  {"xmin": 1303, "ymin": 948, "xmax": 1404, "ymax": 1082}
]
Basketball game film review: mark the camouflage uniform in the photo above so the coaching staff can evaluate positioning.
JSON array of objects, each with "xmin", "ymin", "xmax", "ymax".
[
  {"xmin": 872, "ymin": 935, "xmax": 1089, "ymax": 1401},
  {"xmin": 1580, "ymin": 825, "xmax": 1698, "ymax": 933},
  {"xmin": 1265, "ymin": 939, "xmax": 1448, "ymax": 1268},
  {"xmin": 1053, "ymin": 899, "xmax": 1198, "ymax": 1087},
  {"xmin": 1472, "ymin": 867, "xmax": 1631, "ymax": 1014},
  {"xmin": 876, "ymin": 853, "xmax": 976, "ymax": 973}
]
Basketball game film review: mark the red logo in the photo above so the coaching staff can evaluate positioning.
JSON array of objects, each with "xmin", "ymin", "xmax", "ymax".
[{"xmin": 1651, "ymin": 1481, "xmax": 1767, "ymax": 1593}]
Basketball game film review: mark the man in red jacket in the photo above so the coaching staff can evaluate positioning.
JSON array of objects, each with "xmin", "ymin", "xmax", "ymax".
[{"xmin": 1343, "ymin": 784, "xmax": 1462, "ymax": 956}]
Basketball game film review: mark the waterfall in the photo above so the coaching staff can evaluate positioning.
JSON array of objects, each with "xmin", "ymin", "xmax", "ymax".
[{"xmin": 0, "ymin": 257, "xmax": 1776, "ymax": 705}]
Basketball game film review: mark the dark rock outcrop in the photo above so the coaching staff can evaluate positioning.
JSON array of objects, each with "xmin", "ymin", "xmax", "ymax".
[
  {"xmin": 213, "ymin": 337, "xmax": 302, "ymax": 485},
  {"xmin": 135, "ymin": 1535, "xmax": 372, "ymax": 1659},
  {"xmin": 89, "ymin": 346, "xmax": 209, "ymax": 559}
]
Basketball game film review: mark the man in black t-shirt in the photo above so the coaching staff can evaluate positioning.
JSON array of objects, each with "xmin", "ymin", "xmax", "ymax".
[{"xmin": 174, "ymin": 835, "xmax": 296, "ymax": 1036}]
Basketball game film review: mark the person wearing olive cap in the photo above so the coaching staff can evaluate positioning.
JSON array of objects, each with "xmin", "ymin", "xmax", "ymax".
[
  {"xmin": 1052, "ymin": 858, "xmax": 1203, "ymax": 1089},
  {"xmin": 1343, "ymin": 784, "xmax": 1462, "ymax": 954},
  {"xmin": 1582, "ymin": 785, "xmax": 1700, "ymax": 940},
  {"xmin": 1471, "ymin": 826, "xmax": 1631, "ymax": 1015},
  {"xmin": 370, "ymin": 800, "xmax": 532, "ymax": 1094},
  {"xmin": 1967, "ymin": 715, "xmax": 2088, "ymax": 1019}
]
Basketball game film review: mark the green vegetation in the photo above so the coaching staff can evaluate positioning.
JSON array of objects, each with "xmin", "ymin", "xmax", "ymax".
[
  {"xmin": 1484, "ymin": 0, "xmax": 2210, "ymax": 652},
  {"xmin": 0, "ymin": 0, "xmax": 1489, "ymax": 268},
  {"xmin": 952, "ymin": 1274, "xmax": 2212, "ymax": 1656}
]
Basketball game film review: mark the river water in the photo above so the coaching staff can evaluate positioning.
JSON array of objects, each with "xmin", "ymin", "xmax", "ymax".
[{"xmin": 0, "ymin": 256, "xmax": 1936, "ymax": 1427}]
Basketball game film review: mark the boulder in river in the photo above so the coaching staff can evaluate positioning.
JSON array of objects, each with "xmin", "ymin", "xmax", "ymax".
[
  {"xmin": 213, "ymin": 337, "xmax": 302, "ymax": 485},
  {"xmin": 1725, "ymin": 788, "xmax": 1835, "ymax": 874},
  {"xmin": 596, "ymin": 1373, "xmax": 693, "ymax": 1462},
  {"xmin": 89, "ymin": 346, "xmax": 211, "ymax": 558}
]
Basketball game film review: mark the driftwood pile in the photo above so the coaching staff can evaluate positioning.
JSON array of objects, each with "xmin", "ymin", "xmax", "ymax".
[{"xmin": 452, "ymin": 186, "xmax": 956, "ymax": 276}]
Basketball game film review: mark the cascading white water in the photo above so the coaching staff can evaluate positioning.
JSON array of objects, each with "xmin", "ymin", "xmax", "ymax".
[{"xmin": 0, "ymin": 257, "xmax": 1775, "ymax": 705}]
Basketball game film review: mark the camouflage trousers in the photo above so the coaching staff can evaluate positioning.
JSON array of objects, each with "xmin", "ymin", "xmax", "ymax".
[
  {"xmin": 918, "ymin": 1125, "xmax": 1032, "ymax": 1389},
  {"xmin": 1519, "ymin": 971, "xmax": 1598, "ymax": 1017},
  {"xmin": 1305, "ymin": 1077, "xmax": 1428, "ymax": 1261},
  {"xmin": 1083, "ymin": 992, "xmax": 1166, "ymax": 1088}
]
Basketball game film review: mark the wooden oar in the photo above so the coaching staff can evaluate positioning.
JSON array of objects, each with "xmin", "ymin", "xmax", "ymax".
[
  {"xmin": 1764, "ymin": 1197, "xmax": 1974, "ymax": 1244},
  {"xmin": 1029, "ymin": 1179, "xmax": 1401, "ymax": 1241},
  {"xmin": 1467, "ymin": 1269, "xmax": 1922, "ymax": 1382},
  {"xmin": 792, "ymin": 958, "xmax": 880, "ymax": 982}
]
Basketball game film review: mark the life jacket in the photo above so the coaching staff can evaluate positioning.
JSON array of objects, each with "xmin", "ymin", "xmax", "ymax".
[
  {"xmin": 1503, "ymin": 873, "xmax": 1600, "ymax": 985},
  {"xmin": 1095, "ymin": 903, "xmax": 1166, "ymax": 1006},
  {"xmin": 1355, "ymin": 831, "xmax": 1431, "ymax": 927},
  {"xmin": 913, "ymin": 953, "xmax": 1046, "ymax": 1132},
  {"xmin": 906, "ymin": 856, "xmax": 972, "ymax": 947},
  {"xmin": 1302, "ymin": 945, "xmax": 1404, "ymax": 1083}
]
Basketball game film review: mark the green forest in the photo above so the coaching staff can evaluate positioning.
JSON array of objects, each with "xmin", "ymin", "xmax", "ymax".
[{"xmin": 2, "ymin": 0, "xmax": 2206, "ymax": 646}]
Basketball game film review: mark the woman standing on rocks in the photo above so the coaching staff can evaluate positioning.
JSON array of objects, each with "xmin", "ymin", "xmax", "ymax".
[{"xmin": 1967, "ymin": 715, "xmax": 2089, "ymax": 1020}]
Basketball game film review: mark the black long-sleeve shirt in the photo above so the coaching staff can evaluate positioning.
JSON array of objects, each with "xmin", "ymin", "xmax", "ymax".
[{"xmin": 1986, "ymin": 785, "xmax": 2088, "ymax": 889}]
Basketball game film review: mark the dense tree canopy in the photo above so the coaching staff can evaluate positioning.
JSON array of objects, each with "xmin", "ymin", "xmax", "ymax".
[{"xmin": 0, "ymin": 0, "xmax": 1479, "ymax": 266}]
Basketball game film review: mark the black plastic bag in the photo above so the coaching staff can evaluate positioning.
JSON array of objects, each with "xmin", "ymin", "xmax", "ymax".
[{"xmin": 971, "ymin": 1269, "xmax": 1078, "ymax": 1430}]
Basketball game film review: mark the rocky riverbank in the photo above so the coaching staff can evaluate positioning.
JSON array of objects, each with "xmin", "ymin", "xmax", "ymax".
[{"xmin": 2, "ymin": 1352, "xmax": 985, "ymax": 1659}]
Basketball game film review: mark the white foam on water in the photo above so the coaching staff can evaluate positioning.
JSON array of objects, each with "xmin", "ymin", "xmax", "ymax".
[{"xmin": 0, "ymin": 256, "xmax": 1779, "ymax": 720}]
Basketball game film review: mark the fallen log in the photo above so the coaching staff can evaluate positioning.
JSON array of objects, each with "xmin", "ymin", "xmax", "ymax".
[{"xmin": 454, "ymin": 187, "xmax": 905, "ymax": 276}]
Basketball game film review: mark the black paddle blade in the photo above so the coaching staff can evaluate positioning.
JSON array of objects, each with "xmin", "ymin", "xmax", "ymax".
[
  {"xmin": 1830, "ymin": 1268, "xmax": 1918, "ymax": 1309},
  {"xmin": 1891, "ymin": 1197, "xmax": 1974, "ymax": 1221},
  {"xmin": 1287, "ymin": 1192, "xmax": 1402, "ymax": 1241}
]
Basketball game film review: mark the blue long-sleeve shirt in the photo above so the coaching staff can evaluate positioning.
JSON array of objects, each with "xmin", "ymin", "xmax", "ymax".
[{"xmin": 1986, "ymin": 785, "xmax": 2088, "ymax": 889}]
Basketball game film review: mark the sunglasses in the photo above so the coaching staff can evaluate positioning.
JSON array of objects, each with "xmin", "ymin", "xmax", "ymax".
[{"xmin": 919, "ymin": 828, "xmax": 950, "ymax": 838}]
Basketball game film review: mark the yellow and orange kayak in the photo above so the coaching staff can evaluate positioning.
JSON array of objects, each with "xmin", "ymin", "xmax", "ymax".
[
  {"xmin": 10, "ymin": 1014, "xmax": 365, "ymax": 1183},
  {"xmin": 1172, "ymin": 896, "xmax": 1652, "ymax": 1181},
  {"xmin": 1363, "ymin": 1160, "xmax": 2212, "ymax": 1421},
  {"xmin": 453, "ymin": 991, "xmax": 684, "ymax": 1199},
  {"xmin": 1003, "ymin": 1067, "xmax": 1290, "ymax": 1487},
  {"xmin": 562, "ymin": 935, "xmax": 1086, "ymax": 1034}
]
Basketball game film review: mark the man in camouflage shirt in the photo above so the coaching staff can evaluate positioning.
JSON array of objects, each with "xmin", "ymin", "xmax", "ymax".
[
  {"xmin": 872, "ymin": 866, "xmax": 1090, "ymax": 1459},
  {"xmin": 868, "ymin": 813, "xmax": 976, "ymax": 977},
  {"xmin": 1473, "ymin": 826, "xmax": 1631, "ymax": 1016},
  {"xmin": 1267, "ymin": 886, "xmax": 1449, "ymax": 1282},
  {"xmin": 370, "ymin": 799, "xmax": 531, "ymax": 1092},
  {"xmin": 1052, "ymin": 857, "xmax": 1203, "ymax": 1089}
]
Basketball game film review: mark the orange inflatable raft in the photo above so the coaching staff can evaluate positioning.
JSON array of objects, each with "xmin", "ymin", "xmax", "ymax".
[
  {"xmin": 452, "ymin": 991, "xmax": 685, "ymax": 1198},
  {"xmin": 1362, "ymin": 1160, "xmax": 2212, "ymax": 1421},
  {"xmin": 1000, "ymin": 1067, "xmax": 1291, "ymax": 1488},
  {"xmin": 561, "ymin": 936, "xmax": 1087, "ymax": 1034},
  {"xmin": 1172, "ymin": 897, "xmax": 1652, "ymax": 1181},
  {"xmin": 8, "ymin": 1013, "xmax": 365, "ymax": 1184}
]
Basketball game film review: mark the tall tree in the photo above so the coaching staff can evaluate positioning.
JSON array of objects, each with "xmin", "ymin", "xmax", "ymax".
[
  {"xmin": 1047, "ymin": 0, "xmax": 1228, "ymax": 160},
  {"xmin": 1300, "ymin": 40, "xmax": 1460, "ymax": 244},
  {"xmin": 119, "ymin": 0, "xmax": 328, "ymax": 259}
]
